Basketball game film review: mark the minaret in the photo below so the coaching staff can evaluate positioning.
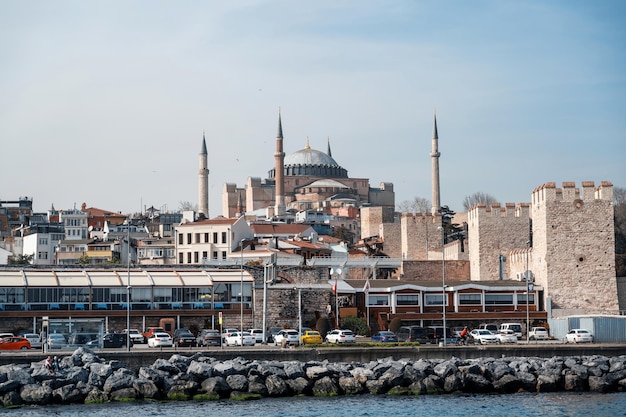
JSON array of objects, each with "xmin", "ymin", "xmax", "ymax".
[
  {"xmin": 430, "ymin": 112, "xmax": 441, "ymax": 214},
  {"xmin": 198, "ymin": 132, "xmax": 209, "ymax": 219},
  {"xmin": 327, "ymin": 136, "xmax": 332, "ymax": 157},
  {"xmin": 274, "ymin": 110, "xmax": 286, "ymax": 215}
]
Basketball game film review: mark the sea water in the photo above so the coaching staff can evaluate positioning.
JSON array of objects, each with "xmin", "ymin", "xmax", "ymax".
[{"xmin": 4, "ymin": 392, "xmax": 625, "ymax": 417}]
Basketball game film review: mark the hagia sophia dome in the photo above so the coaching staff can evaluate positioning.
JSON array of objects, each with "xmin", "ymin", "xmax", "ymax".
[{"xmin": 268, "ymin": 139, "xmax": 348, "ymax": 179}]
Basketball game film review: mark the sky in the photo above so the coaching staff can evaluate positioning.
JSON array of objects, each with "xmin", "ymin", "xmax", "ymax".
[{"xmin": 1, "ymin": 1, "xmax": 624, "ymax": 217}]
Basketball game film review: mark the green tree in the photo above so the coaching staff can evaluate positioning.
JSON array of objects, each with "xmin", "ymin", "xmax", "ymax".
[
  {"xmin": 8, "ymin": 254, "xmax": 33, "ymax": 266},
  {"xmin": 340, "ymin": 316, "xmax": 369, "ymax": 336},
  {"xmin": 440, "ymin": 205, "xmax": 466, "ymax": 251},
  {"xmin": 77, "ymin": 254, "xmax": 91, "ymax": 265}
]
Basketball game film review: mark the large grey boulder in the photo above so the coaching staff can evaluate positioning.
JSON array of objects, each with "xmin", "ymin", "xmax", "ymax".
[
  {"xmin": 339, "ymin": 376, "xmax": 364, "ymax": 395},
  {"xmin": 265, "ymin": 374, "xmax": 288, "ymax": 397},
  {"xmin": 226, "ymin": 374, "xmax": 248, "ymax": 392},
  {"xmin": 286, "ymin": 377, "xmax": 311, "ymax": 395},
  {"xmin": 201, "ymin": 376, "xmax": 231, "ymax": 398},
  {"xmin": 20, "ymin": 383, "xmax": 52, "ymax": 404},
  {"xmin": 52, "ymin": 384, "xmax": 84, "ymax": 404},
  {"xmin": 133, "ymin": 378, "xmax": 160, "ymax": 399},
  {"xmin": 186, "ymin": 360, "xmax": 213, "ymax": 380},
  {"xmin": 103, "ymin": 369, "xmax": 136, "ymax": 393},
  {"xmin": 312, "ymin": 376, "xmax": 338, "ymax": 396}
]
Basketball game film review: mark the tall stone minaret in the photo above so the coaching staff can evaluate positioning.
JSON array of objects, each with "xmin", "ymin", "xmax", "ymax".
[
  {"xmin": 198, "ymin": 132, "xmax": 209, "ymax": 219},
  {"xmin": 274, "ymin": 110, "xmax": 286, "ymax": 215},
  {"xmin": 430, "ymin": 113, "xmax": 441, "ymax": 214}
]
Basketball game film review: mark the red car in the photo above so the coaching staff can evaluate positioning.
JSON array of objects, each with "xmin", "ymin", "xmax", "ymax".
[{"xmin": 0, "ymin": 336, "xmax": 31, "ymax": 350}]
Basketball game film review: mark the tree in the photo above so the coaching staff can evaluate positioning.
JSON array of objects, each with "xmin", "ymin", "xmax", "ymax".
[
  {"xmin": 397, "ymin": 196, "xmax": 431, "ymax": 214},
  {"xmin": 7, "ymin": 254, "xmax": 33, "ymax": 266},
  {"xmin": 462, "ymin": 192, "xmax": 498, "ymax": 211},
  {"xmin": 178, "ymin": 201, "xmax": 198, "ymax": 212},
  {"xmin": 440, "ymin": 205, "xmax": 466, "ymax": 251},
  {"xmin": 77, "ymin": 254, "xmax": 91, "ymax": 265}
]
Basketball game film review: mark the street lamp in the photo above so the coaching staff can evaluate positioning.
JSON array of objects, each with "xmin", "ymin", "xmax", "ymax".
[
  {"xmin": 439, "ymin": 224, "xmax": 446, "ymax": 346},
  {"xmin": 525, "ymin": 240, "xmax": 531, "ymax": 343},
  {"xmin": 329, "ymin": 267, "xmax": 342, "ymax": 329},
  {"xmin": 294, "ymin": 287, "xmax": 302, "ymax": 341},
  {"xmin": 126, "ymin": 222, "xmax": 131, "ymax": 352},
  {"xmin": 240, "ymin": 238, "xmax": 245, "ymax": 346}
]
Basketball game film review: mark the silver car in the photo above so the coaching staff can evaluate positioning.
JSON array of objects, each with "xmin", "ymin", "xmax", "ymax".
[{"xmin": 23, "ymin": 333, "xmax": 43, "ymax": 349}]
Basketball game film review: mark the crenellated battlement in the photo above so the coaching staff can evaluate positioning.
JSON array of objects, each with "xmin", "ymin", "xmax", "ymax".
[
  {"xmin": 532, "ymin": 181, "xmax": 613, "ymax": 204},
  {"xmin": 468, "ymin": 202, "xmax": 530, "ymax": 221},
  {"xmin": 401, "ymin": 212, "xmax": 442, "ymax": 224}
]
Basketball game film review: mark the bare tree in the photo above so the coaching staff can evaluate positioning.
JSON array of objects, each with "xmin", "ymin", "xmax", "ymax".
[
  {"xmin": 614, "ymin": 186, "xmax": 626, "ymax": 276},
  {"xmin": 396, "ymin": 196, "xmax": 431, "ymax": 214},
  {"xmin": 178, "ymin": 201, "xmax": 198, "ymax": 212},
  {"xmin": 462, "ymin": 192, "xmax": 498, "ymax": 211},
  {"xmin": 614, "ymin": 186, "xmax": 626, "ymax": 206}
]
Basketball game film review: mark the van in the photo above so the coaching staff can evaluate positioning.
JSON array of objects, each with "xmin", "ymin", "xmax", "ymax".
[
  {"xmin": 478, "ymin": 323, "xmax": 498, "ymax": 333},
  {"xmin": 499, "ymin": 323, "xmax": 523, "ymax": 339},
  {"xmin": 396, "ymin": 326, "xmax": 435, "ymax": 344}
]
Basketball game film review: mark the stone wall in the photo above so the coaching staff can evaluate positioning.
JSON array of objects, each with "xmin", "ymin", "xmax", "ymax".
[{"xmin": 401, "ymin": 260, "xmax": 470, "ymax": 281}]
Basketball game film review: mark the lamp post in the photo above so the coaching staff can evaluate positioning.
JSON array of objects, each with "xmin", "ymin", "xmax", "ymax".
[
  {"xmin": 126, "ymin": 222, "xmax": 131, "ymax": 352},
  {"xmin": 525, "ymin": 240, "xmax": 530, "ymax": 343},
  {"xmin": 295, "ymin": 287, "xmax": 302, "ymax": 341},
  {"xmin": 440, "ymin": 225, "xmax": 446, "ymax": 347},
  {"xmin": 329, "ymin": 267, "xmax": 342, "ymax": 329},
  {"xmin": 240, "ymin": 238, "xmax": 245, "ymax": 346}
]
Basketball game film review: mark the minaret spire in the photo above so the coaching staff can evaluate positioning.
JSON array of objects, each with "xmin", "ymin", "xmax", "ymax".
[
  {"xmin": 274, "ymin": 109, "xmax": 286, "ymax": 215},
  {"xmin": 198, "ymin": 131, "xmax": 210, "ymax": 219},
  {"xmin": 327, "ymin": 136, "xmax": 332, "ymax": 157},
  {"xmin": 430, "ymin": 112, "xmax": 441, "ymax": 214}
]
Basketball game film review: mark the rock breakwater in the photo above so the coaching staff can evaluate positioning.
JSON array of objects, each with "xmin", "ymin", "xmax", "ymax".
[{"xmin": 1, "ymin": 348, "xmax": 625, "ymax": 406}]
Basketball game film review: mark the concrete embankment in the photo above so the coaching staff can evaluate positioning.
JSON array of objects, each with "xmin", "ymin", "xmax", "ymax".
[{"xmin": 0, "ymin": 346, "xmax": 625, "ymax": 407}]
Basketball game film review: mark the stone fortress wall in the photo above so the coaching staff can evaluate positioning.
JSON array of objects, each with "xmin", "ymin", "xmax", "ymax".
[{"xmin": 364, "ymin": 180, "xmax": 619, "ymax": 317}]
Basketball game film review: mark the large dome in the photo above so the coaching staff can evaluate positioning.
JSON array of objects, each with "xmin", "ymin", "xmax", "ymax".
[{"xmin": 284, "ymin": 147, "xmax": 340, "ymax": 167}]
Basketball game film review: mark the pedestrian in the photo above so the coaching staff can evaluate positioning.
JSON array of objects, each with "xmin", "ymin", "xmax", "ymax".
[
  {"xmin": 53, "ymin": 356, "xmax": 60, "ymax": 372},
  {"xmin": 326, "ymin": 303, "xmax": 332, "ymax": 318},
  {"xmin": 45, "ymin": 356, "xmax": 54, "ymax": 375}
]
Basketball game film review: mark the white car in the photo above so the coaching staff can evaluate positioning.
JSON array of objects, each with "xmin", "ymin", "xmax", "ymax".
[
  {"xmin": 47, "ymin": 333, "xmax": 67, "ymax": 349},
  {"xmin": 565, "ymin": 329, "xmax": 593, "ymax": 343},
  {"xmin": 123, "ymin": 329, "xmax": 146, "ymax": 344},
  {"xmin": 221, "ymin": 328, "xmax": 239, "ymax": 343},
  {"xmin": 469, "ymin": 329, "xmax": 499, "ymax": 344},
  {"xmin": 225, "ymin": 331, "xmax": 256, "ymax": 346},
  {"xmin": 529, "ymin": 327, "xmax": 549, "ymax": 341},
  {"xmin": 147, "ymin": 332, "xmax": 173, "ymax": 348},
  {"xmin": 273, "ymin": 329, "xmax": 300, "ymax": 346},
  {"xmin": 495, "ymin": 329, "xmax": 517, "ymax": 344},
  {"xmin": 325, "ymin": 329, "xmax": 356, "ymax": 344},
  {"xmin": 23, "ymin": 333, "xmax": 43, "ymax": 349},
  {"xmin": 248, "ymin": 329, "xmax": 264, "ymax": 343}
]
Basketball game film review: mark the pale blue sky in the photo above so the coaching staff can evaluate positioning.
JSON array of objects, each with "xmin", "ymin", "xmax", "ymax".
[{"xmin": 1, "ymin": 1, "xmax": 624, "ymax": 216}]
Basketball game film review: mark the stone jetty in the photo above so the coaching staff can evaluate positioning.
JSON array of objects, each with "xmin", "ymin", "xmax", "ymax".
[{"xmin": 1, "ymin": 348, "xmax": 625, "ymax": 406}]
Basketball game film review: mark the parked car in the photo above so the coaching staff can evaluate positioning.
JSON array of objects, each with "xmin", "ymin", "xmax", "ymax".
[
  {"xmin": 479, "ymin": 323, "xmax": 499, "ymax": 333},
  {"xmin": 197, "ymin": 329, "xmax": 222, "ymax": 347},
  {"xmin": 396, "ymin": 326, "xmax": 435, "ymax": 344},
  {"xmin": 124, "ymin": 329, "xmax": 146, "ymax": 344},
  {"xmin": 496, "ymin": 329, "xmax": 518, "ymax": 344},
  {"xmin": 173, "ymin": 328, "xmax": 197, "ymax": 347},
  {"xmin": 274, "ymin": 329, "xmax": 300, "ymax": 346},
  {"xmin": 499, "ymin": 323, "xmax": 523, "ymax": 340},
  {"xmin": 528, "ymin": 327, "xmax": 549, "ymax": 341},
  {"xmin": 371, "ymin": 331, "xmax": 398, "ymax": 343},
  {"xmin": 87, "ymin": 332, "xmax": 132, "ymax": 349},
  {"xmin": 221, "ymin": 328, "xmax": 239, "ymax": 343},
  {"xmin": 143, "ymin": 327, "xmax": 167, "ymax": 341},
  {"xmin": 47, "ymin": 333, "xmax": 67, "ymax": 349},
  {"xmin": 0, "ymin": 336, "xmax": 31, "ymax": 350},
  {"xmin": 68, "ymin": 333, "xmax": 98, "ymax": 346},
  {"xmin": 565, "ymin": 329, "xmax": 593, "ymax": 343},
  {"xmin": 325, "ymin": 329, "xmax": 356, "ymax": 344},
  {"xmin": 23, "ymin": 333, "xmax": 42, "ymax": 349},
  {"xmin": 300, "ymin": 330, "xmax": 323, "ymax": 345},
  {"xmin": 267, "ymin": 327, "xmax": 282, "ymax": 343},
  {"xmin": 147, "ymin": 332, "xmax": 173, "ymax": 348},
  {"xmin": 470, "ymin": 329, "xmax": 499, "ymax": 344},
  {"xmin": 224, "ymin": 331, "xmax": 256, "ymax": 347},
  {"xmin": 249, "ymin": 328, "xmax": 265, "ymax": 343}
]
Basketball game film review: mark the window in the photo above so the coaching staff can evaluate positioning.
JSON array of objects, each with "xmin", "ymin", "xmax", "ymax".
[
  {"xmin": 39, "ymin": 238, "xmax": 48, "ymax": 245},
  {"xmin": 367, "ymin": 295, "xmax": 389, "ymax": 306},
  {"xmin": 424, "ymin": 294, "xmax": 447, "ymax": 306},
  {"xmin": 221, "ymin": 232, "xmax": 227, "ymax": 244},
  {"xmin": 517, "ymin": 293, "xmax": 535, "ymax": 304},
  {"xmin": 194, "ymin": 252, "xmax": 199, "ymax": 263},
  {"xmin": 204, "ymin": 233, "xmax": 209, "ymax": 243},
  {"xmin": 178, "ymin": 234, "xmax": 183, "ymax": 245},
  {"xmin": 212, "ymin": 251, "xmax": 218, "ymax": 260},
  {"xmin": 202, "ymin": 251, "xmax": 208, "ymax": 260},
  {"xmin": 187, "ymin": 252, "xmax": 191, "ymax": 264},
  {"xmin": 195, "ymin": 233, "xmax": 200, "ymax": 244},
  {"xmin": 179, "ymin": 253, "xmax": 183, "ymax": 263},
  {"xmin": 213, "ymin": 233, "xmax": 218, "ymax": 244},
  {"xmin": 38, "ymin": 251, "xmax": 48, "ymax": 260},
  {"xmin": 187, "ymin": 233, "xmax": 192, "ymax": 245},
  {"xmin": 396, "ymin": 294, "xmax": 419, "ymax": 306},
  {"xmin": 459, "ymin": 293, "xmax": 482, "ymax": 305},
  {"xmin": 221, "ymin": 251, "xmax": 227, "ymax": 260},
  {"xmin": 485, "ymin": 294, "xmax": 514, "ymax": 305}
]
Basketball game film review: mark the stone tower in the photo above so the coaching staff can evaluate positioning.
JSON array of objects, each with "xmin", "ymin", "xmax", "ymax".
[
  {"xmin": 430, "ymin": 113, "xmax": 441, "ymax": 214},
  {"xmin": 198, "ymin": 133, "xmax": 209, "ymax": 219},
  {"xmin": 531, "ymin": 181, "xmax": 618, "ymax": 316},
  {"xmin": 467, "ymin": 203, "xmax": 531, "ymax": 281},
  {"xmin": 274, "ymin": 111, "xmax": 286, "ymax": 216}
]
